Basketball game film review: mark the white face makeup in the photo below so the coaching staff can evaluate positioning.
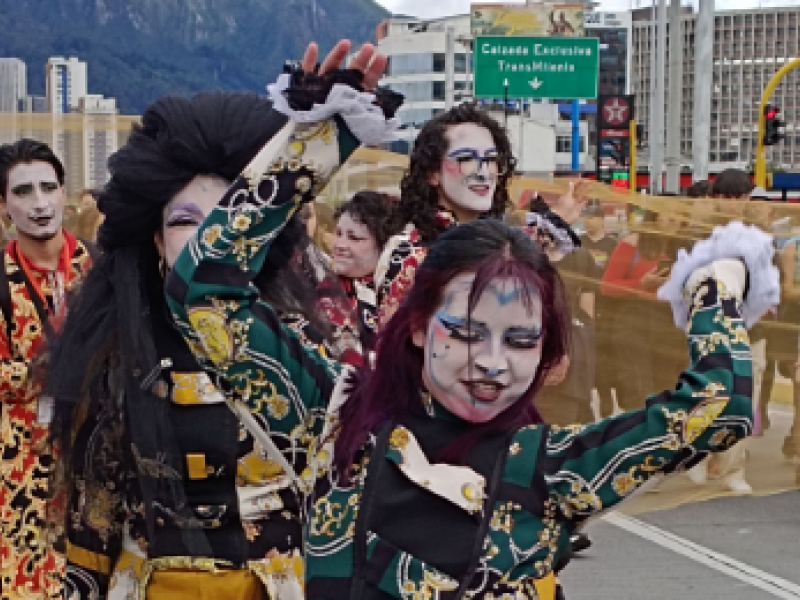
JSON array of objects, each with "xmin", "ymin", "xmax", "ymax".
[
  {"xmin": 156, "ymin": 175, "xmax": 230, "ymax": 268},
  {"xmin": 414, "ymin": 273, "xmax": 543, "ymax": 423},
  {"xmin": 3, "ymin": 161, "xmax": 66, "ymax": 242},
  {"xmin": 435, "ymin": 123, "xmax": 501, "ymax": 221},
  {"xmin": 332, "ymin": 211, "xmax": 381, "ymax": 279}
]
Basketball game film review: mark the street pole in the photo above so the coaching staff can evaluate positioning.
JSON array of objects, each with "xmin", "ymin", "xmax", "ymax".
[
  {"xmin": 503, "ymin": 79, "xmax": 508, "ymax": 130},
  {"xmin": 445, "ymin": 26, "xmax": 455, "ymax": 110},
  {"xmin": 519, "ymin": 99, "xmax": 525, "ymax": 173},
  {"xmin": 630, "ymin": 118, "xmax": 637, "ymax": 192},
  {"xmin": 572, "ymin": 99, "xmax": 580, "ymax": 171},
  {"xmin": 693, "ymin": 0, "xmax": 713, "ymax": 182},
  {"xmin": 665, "ymin": 0, "xmax": 683, "ymax": 193},
  {"xmin": 651, "ymin": 0, "xmax": 667, "ymax": 194}
]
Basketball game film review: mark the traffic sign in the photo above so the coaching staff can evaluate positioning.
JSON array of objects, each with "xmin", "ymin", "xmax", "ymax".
[{"xmin": 474, "ymin": 36, "xmax": 599, "ymax": 99}]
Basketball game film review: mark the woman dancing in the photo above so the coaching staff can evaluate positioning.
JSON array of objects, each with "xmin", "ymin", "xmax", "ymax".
[{"xmin": 167, "ymin": 45, "xmax": 773, "ymax": 597}]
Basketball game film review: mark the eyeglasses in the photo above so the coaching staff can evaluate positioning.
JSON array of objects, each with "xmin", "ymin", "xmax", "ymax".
[{"xmin": 445, "ymin": 150, "xmax": 507, "ymax": 177}]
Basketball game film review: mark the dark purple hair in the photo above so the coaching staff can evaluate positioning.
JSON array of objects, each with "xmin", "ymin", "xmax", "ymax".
[{"xmin": 334, "ymin": 219, "xmax": 570, "ymax": 477}]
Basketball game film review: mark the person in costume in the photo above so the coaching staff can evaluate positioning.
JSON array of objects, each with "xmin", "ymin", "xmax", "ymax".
[
  {"xmin": 330, "ymin": 191, "xmax": 399, "ymax": 353},
  {"xmin": 167, "ymin": 45, "xmax": 772, "ymax": 597},
  {"xmin": 375, "ymin": 103, "xmax": 587, "ymax": 328},
  {"xmin": 45, "ymin": 41, "xmax": 395, "ymax": 600},
  {"xmin": 0, "ymin": 139, "xmax": 96, "ymax": 600}
]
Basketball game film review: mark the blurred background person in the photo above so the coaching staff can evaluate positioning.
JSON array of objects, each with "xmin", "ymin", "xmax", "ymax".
[
  {"xmin": 73, "ymin": 188, "xmax": 103, "ymax": 242},
  {"xmin": 330, "ymin": 191, "xmax": 400, "ymax": 353},
  {"xmin": 601, "ymin": 210, "xmax": 688, "ymax": 413}
]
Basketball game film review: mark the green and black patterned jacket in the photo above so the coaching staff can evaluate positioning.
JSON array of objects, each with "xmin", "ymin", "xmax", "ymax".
[{"xmin": 166, "ymin": 115, "xmax": 754, "ymax": 600}]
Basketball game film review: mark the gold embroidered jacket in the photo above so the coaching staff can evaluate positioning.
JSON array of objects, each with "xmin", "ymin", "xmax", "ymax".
[{"xmin": 166, "ymin": 116, "xmax": 753, "ymax": 599}]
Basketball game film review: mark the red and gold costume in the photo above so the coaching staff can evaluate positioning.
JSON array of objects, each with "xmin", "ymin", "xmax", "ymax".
[{"xmin": 0, "ymin": 230, "xmax": 93, "ymax": 600}]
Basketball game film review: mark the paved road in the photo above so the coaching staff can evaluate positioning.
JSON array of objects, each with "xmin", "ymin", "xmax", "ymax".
[{"xmin": 559, "ymin": 491, "xmax": 800, "ymax": 599}]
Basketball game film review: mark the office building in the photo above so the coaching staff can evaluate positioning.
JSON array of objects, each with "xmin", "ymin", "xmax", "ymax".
[
  {"xmin": 633, "ymin": 6, "xmax": 800, "ymax": 169},
  {"xmin": 0, "ymin": 58, "xmax": 26, "ymax": 113},
  {"xmin": 377, "ymin": 15, "xmax": 473, "ymax": 129},
  {"xmin": 46, "ymin": 57, "xmax": 88, "ymax": 114},
  {"xmin": 80, "ymin": 95, "xmax": 118, "ymax": 191}
]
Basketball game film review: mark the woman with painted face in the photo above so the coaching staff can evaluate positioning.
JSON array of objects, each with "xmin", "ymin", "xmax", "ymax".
[
  {"xmin": 329, "ymin": 191, "xmax": 400, "ymax": 353},
  {"xmin": 45, "ymin": 41, "xmax": 397, "ymax": 599},
  {"xmin": 375, "ymin": 103, "xmax": 587, "ymax": 328},
  {"xmin": 168, "ymin": 87, "xmax": 772, "ymax": 597}
]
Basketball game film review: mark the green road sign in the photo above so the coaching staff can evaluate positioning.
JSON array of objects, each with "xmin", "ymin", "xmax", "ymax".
[{"xmin": 474, "ymin": 36, "xmax": 599, "ymax": 99}]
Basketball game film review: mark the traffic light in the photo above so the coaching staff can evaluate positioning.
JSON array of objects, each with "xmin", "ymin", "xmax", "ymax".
[{"xmin": 764, "ymin": 104, "xmax": 785, "ymax": 146}]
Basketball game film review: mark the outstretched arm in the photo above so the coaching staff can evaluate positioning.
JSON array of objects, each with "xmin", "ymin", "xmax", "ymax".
[{"xmin": 540, "ymin": 258, "xmax": 757, "ymax": 525}]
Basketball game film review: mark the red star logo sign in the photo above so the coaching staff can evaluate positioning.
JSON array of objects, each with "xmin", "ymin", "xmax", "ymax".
[{"xmin": 603, "ymin": 97, "xmax": 629, "ymax": 126}]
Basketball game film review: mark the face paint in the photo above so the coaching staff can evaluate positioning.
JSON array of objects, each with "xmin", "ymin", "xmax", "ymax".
[
  {"xmin": 3, "ymin": 161, "xmax": 66, "ymax": 242},
  {"xmin": 437, "ymin": 123, "xmax": 500, "ymax": 221},
  {"xmin": 157, "ymin": 175, "xmax": 230, "ymax": 268},
  {"xmin": 332, "ymin": 211, "xmax": 381, "ymax": 279},
  {"xmin": 417, "ymin": 273, "xmax": 543, "ymax": 423}
]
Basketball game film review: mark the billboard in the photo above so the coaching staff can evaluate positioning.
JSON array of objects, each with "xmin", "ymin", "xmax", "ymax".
[{"xmin": 471, "ymin": 3, "xmax": 585, "ymax": 37}]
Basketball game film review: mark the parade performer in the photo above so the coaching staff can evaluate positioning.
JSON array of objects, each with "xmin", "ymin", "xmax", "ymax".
[
  {"xmin": 167, "ymin": 45, "xmax": 774, "ymax": 597},
  {"xmin": 0, "ymin": 139, "xmax": 95, "ymax": 600},
  {"xmin": 330, "ymin": 191, "xmax": 399, "ymax": 353},
  {"xmin": 375, "ymin": 103, "xmax": 588, "ymax": 328},
  {"xmin": 45, "ymin": 41, "xmax": 395, "ymax": 600}
]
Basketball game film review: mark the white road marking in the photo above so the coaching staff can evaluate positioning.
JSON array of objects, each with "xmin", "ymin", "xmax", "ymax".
[{"xmin": 604, "ymin": 512, "xmax": 800, "ymax": 599}]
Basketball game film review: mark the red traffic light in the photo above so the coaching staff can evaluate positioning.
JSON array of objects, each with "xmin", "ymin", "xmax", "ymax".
[{"xmin": 767, "ymin": 109, "xmax": 778, "ymax": 119}]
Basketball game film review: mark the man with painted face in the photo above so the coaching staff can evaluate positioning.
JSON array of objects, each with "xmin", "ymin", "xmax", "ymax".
[
  {"xmin": 0, "ymin": 138, "xmax": 94, "ymax": 599},
  {"xmin": 376, "ymin": 103, "xmax": 587, "ymax": 327}
]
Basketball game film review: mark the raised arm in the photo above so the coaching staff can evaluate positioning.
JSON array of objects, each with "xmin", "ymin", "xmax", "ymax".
[
  {"xmin": 167, "ymin": 44, "xmax": 400, "ymax": 429},
  {"xmin": 538, "ymin": 223, "xmax": 779, "ymax": 525}
]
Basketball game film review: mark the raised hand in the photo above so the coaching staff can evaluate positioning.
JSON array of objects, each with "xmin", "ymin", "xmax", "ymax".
[
  {"xmin": 300, "ymin": 40, "xmax": 388, "ymax": 90},
  {"xmin": 549, "ymin": 179, "xmax": 590, "ymax": 225}
]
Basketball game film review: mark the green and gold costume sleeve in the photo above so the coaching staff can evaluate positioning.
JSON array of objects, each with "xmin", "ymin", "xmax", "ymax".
[
  {"xmin": 538, "ymin": 276, "xmax": 753, "ymax": 523},
  {"xmin": 166, "ymin": 116, "xmax": 356, "ymax": 435}
]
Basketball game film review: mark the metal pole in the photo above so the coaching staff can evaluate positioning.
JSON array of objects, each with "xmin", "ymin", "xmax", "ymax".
[
  {"xmin": 504, "ymin": 79, "xmax": 508, "ymax": 130},
  {"xmin": 651, "ymin": 0, "xmax": 667, "ymax": 194},
  {"xmin": 648, "ymin": 1, "xmax": 658, "ymax": 192},
  {"xmin": 519, "ymin": 99, "xmax": 525, "ymax": 173},
  {"xmin": 572, "ymin": 99, "xmax": 580, "ymax": 171},
  {"xmin": 630, "ymin": 118, "xmax": 637, "ymax": 192},
  {"xmin": 693, "ymin": 0, "xmax": 713, "ymax": 182},
  {"xmin": 755, "ymin": 56, "xmax": 800, "ymax": 187},
  {"xmin": 445, "ymin": 26, "xmax": 455, "ymax": 110},
  {"xmin": 665, "ymin": 0, "xmax": 683, "ymax": 193}
]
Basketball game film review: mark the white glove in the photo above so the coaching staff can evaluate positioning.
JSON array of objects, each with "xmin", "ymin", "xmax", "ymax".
[
  {"xmin": 684, "ymin": 258, "xmax": 746, "ymax": 303},
  {"xmin": 657, "ymin": 221, "xmax": 779, "ymax": 329}
]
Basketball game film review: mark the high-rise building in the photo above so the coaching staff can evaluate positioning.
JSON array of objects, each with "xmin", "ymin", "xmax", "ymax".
[
  {"xmin": 632, "ymin": 6, "xmax": 800, "ymax": 170},
  {"xmin": 79, "ymin": 95, "xmax": 118, "ymax": 191},
  {"xmin": 0, "ymin": 58, "xmax": 26, "ymax": 113},
  {"xmin": 46, "ymin": 57, "xmax": 88, "ymax": 114},
  {"xmin": 585, "ymin": 11, "xmax": 632, "ymax": 96}
]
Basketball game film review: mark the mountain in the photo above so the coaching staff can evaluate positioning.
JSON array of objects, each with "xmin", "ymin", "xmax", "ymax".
[{"xmin": 0, "ymin": 0, "xmax": 389, "ymax": 114}]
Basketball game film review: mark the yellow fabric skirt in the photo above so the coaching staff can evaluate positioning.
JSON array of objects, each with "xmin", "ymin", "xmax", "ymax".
[{"xmin": 146, "ymin": 569, "xmax": 265, "ymax": 600}]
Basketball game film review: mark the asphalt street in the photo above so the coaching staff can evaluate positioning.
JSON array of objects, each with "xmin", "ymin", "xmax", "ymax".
[{"xmin": 560, "ymin": 491, "xmax": 800, "ymax": 599}]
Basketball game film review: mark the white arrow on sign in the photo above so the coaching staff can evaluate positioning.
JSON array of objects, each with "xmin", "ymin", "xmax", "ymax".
[{"xmin": 529, "ymin": 77, "xmax": 543, "ymax": 90}]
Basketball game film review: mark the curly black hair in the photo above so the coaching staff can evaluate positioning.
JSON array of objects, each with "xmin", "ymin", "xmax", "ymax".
[
  {"xmin": 395, "ymin": 103, "xmax": 516, "ymax": 243},
  {"xmin": 334, "ymin": 191, "xmax": 400, "ymax": 249}
]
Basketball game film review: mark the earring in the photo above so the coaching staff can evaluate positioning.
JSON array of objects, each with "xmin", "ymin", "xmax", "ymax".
[{"xmin": 158, "ymin": 258, "xmax": 167, "ymax": 279}]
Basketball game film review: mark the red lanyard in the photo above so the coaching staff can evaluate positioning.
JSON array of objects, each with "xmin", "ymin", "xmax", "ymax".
[{"xmin": 13, "ymin": 238, "xmax": 73, "ymax": 319}]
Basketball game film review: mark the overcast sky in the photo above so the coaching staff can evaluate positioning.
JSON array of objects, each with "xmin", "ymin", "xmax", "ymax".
[{"xmin": 374, "ymin": 0, "xmax": 796, "ymax": 20}]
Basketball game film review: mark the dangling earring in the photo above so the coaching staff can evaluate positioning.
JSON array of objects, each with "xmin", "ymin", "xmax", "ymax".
[{"xmin": 158, "ymin": 257, "xmax": 167, "ymax": 279}]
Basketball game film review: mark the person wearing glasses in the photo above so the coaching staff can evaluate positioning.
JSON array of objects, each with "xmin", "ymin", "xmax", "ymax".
[{"xmin": 375, "ymin": 103, "xmax": 587, "ymax": 328}]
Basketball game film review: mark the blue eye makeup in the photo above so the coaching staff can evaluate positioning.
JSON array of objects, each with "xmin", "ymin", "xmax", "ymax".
[{"xmin": 437, "ymin": 314, "xmax": 541, "ymax": 349}]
